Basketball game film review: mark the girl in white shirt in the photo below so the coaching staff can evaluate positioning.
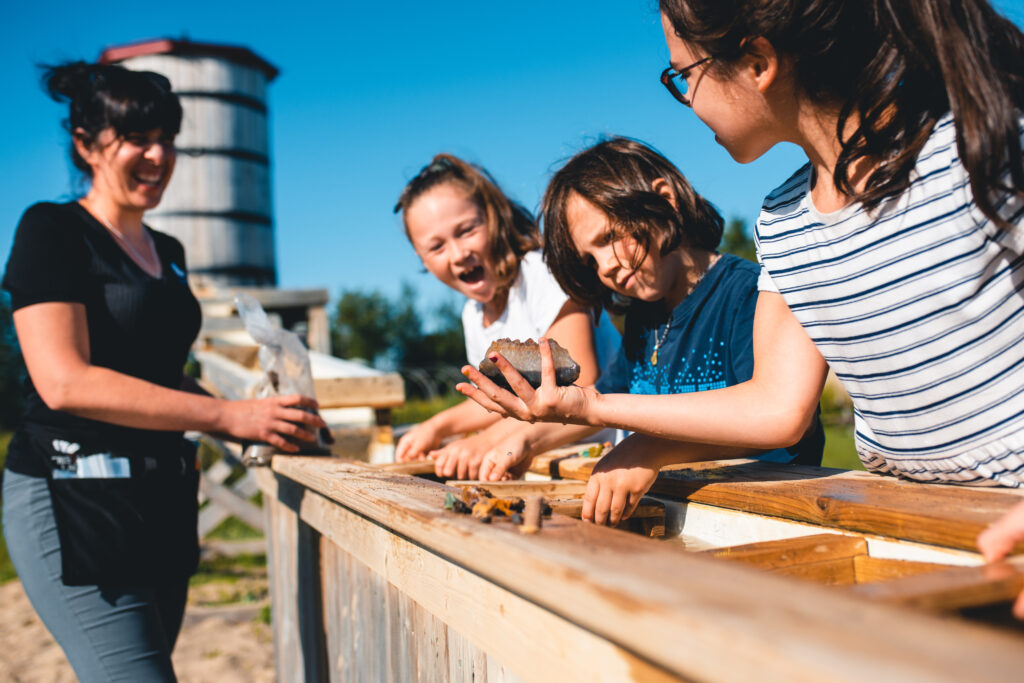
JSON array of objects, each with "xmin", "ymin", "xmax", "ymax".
[{"xmin": 394, "ymin": 154, "xmax": 618, "ymax": 478}]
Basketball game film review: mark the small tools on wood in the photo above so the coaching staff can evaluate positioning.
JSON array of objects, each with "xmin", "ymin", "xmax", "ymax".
[{"xmin": 444, "ymin": 486, "xmax": 551, "ymax": 530}]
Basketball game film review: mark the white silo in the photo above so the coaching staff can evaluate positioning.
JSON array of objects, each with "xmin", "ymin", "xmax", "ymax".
[{"xmin": 99, "ymin": 39, "xmax": 279, "ymax": 287}]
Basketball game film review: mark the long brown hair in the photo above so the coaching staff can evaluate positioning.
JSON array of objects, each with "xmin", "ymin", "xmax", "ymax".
[
  {"xmin": 660, "ymin": 0, "xmax": 1024, "ymax": 229},
  {"xmin": 542, "ymin": 137, "xmax": 723, "ymax": 313},
  {"xmin": 395, "ymin": 154, "xmax": 541, "ymax": 293}
]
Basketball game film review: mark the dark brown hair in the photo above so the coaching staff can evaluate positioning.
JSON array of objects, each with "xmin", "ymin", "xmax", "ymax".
[
  {"xmin": 395, "ymin": 154, "xmax": 541, "ymax": 294},
  {"xmin": 659, "ymin": 0, "xmax": 1024, "ymax": 229},
  {"xmin": 541, "ymin": 137, "xmax": 723, "ymax": 313},
  {"xmin": 42, "ymin": 61, "xmax": 182, "ymax": 178}
]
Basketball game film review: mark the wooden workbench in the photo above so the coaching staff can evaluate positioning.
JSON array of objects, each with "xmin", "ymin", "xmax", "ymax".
[{"xmin": 254, "ymin": 455, "xmax": 1024, "ymax": 682}]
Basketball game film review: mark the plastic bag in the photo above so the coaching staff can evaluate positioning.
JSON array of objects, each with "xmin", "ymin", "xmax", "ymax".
[{"xmin": 235, "ymin": 293, "xmax": 329, "ymax": 465}]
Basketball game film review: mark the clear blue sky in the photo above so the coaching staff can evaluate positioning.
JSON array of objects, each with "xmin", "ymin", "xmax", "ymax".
[{"xmin": 3, "ymin": 0, "xmax": 1024, "ymax": 328}]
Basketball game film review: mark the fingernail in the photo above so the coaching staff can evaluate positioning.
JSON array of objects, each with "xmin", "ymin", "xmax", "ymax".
[{"xmin": 488, "ymin": 355, "xmax": 498, "ymax": 362}]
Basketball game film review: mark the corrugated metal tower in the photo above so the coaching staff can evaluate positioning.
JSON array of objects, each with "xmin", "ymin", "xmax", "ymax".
[{"xmin": 100, "ymin": 39, "xmax": 279, "ymax": 287}]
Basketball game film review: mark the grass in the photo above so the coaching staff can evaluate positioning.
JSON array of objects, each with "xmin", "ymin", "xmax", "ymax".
[
  {"xmin": 393, "ymin": 393, "xmax": 464, "ymax": 425},
  {"xmin": 0, "ymin": 431, "xmax": 15, "ymax": 583},
  {"xmin": 821, "ymin": 423, "xmax": 863, "ymax": 471}
]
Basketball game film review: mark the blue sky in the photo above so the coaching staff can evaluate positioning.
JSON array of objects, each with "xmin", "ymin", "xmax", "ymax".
[{"xmin": 3, "ymin": 0, "xmax": 1024, "ymax": 327}]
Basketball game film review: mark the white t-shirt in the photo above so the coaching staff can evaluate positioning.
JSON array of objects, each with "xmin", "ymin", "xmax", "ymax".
[{"xmin": 462, "ymin": 250, "xmax": 620, "ymax": 370}]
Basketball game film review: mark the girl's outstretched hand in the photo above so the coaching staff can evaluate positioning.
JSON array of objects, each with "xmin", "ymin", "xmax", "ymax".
[
  {"xmin": 219, "ymin": 394, "xmax": 326, "ymax": 453},
  {"xmin": 977, "ymin": 499, "xmax": 1024, "ymax": 619},
  {"xmin": 456, "ymin": 338, "xmax": 599, "ymax": 426}
]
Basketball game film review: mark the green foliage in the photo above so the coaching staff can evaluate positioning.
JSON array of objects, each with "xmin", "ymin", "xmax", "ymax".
[
  {"xmin": 821, "ymin": 424, "xmax": 864, "ymax": 471},
  {"xmin": 720, "ymin": 217, "xmax": 757, "ymax": 263},
  {"xmin": 393, "ymin": 394, "xmax": 465, "ymax": 425}
]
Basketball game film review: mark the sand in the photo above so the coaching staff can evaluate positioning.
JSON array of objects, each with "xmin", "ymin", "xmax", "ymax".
[{"xmin": 0, "ymin": 580, "xmax": 275, "ymax": 682}]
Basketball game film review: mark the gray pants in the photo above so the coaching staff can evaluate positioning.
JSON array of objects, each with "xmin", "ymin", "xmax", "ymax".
[{"xmin": 2, "ymin": 469, "xmax": 189, "ymax": 682}]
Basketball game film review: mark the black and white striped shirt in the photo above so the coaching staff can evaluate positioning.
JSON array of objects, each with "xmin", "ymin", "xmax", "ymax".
[{"xmin": 755, "ymin": 115, "xmax": 1024, "ymax": 486}]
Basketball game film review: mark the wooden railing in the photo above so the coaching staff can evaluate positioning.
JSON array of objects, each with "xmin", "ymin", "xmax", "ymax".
[{"xmin": 255, "ymin": 455, "xmax": 1024, "ymax": 682}]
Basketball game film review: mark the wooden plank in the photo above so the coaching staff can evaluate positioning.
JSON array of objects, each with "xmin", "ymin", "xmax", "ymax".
[
  {"xmin": 852, "ymin": 556, "xmax": 951, "ymax": 583},
  {"xmin": 446, "ymin": 479, "xmax": 588, "ymax": 498},
  {"xmin": 702, "ymin": 534, "xmax": 867, "ymax": 570},
  {"xmin": 377, "ymin": 459, "xmax": 437, "ymax": 475},
  {"xmin": 264, "ymin": 467, "xmax": 678, "ymax": 682},
  {"xmin": 527, "ymin": 443, "xmax": 604, "ymax": 478},
  {"xmin": 314, "ymin": 374, "xmax": 405, "ymax": 410},
  {"xmin": 848, "ymin": 556, "xmax": 1024, "ymax": 612},
  {"xmin": 774, "ymin": 557, "xmax": 859, "ymax": 586},
  {"xmin": 648, "ymin": 460, "xmax": 1024, "ymax": 552},
  {"xmin": 199, "ymin": 473, "xmax": 265, "ymax": 532},
  {"xmin": 268, "ymin": 457, "xmax": 1024, "ymax": 682}
]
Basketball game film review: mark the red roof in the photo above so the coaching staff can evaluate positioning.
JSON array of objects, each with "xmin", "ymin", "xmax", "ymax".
[{"xmin": 98, "ymin": 38, "xmax": 278, "ymax": 80}]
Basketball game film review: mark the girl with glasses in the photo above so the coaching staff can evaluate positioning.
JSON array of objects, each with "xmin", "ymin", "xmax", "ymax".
[
  {"xmin": 458, "ymin": 0, "xmax": 1024, "ymax": 585},
  {"xmin": 475, "ymin": 138, "xmax": 824, "ymax": 506},
  {"xmin": 393, "ymin": 154, "xmax": 620, "ymax": 479}
]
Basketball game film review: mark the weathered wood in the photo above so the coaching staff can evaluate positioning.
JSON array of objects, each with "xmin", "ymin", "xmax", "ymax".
[
  {"xmin": 852, "ymin": 556, "xmax": 951, "ymax": 583},
  {"xmin": 260, "ymin": 464, "xmax": 675, "ymax": 682},
  {"xmin": 199, "ymin": 471, "xmax": 265, "ymax": 532},
  {"xmin": 264, "ymin": 456, "xmax": 1024, "ymax": 682},
  {"xmin": 848, "ymin": 556, "xmax": 1024, "ymax": 612},
  {"xmin": 648, "ymin": 460, "xmax": 1024, "ymax": 553},
  {"xmin": 260, "ymin": 470, "xmax": 327, "ymax": 683},
  {"xmin": 702, "ymin": 533, "xmax": 867, "ymax": 570},
  {"xmin": 446, "ymin": 479, "xmax": 588, "ymax": 498},
  {"xmin": 378, "ymin": 459, "xmax": 437, "ymax": 475}
]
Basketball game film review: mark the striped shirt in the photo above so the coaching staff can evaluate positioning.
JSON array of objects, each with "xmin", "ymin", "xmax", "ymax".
[{"xmin": 755, "ymin": 114, "xmax": 1024, "ymax": 486}]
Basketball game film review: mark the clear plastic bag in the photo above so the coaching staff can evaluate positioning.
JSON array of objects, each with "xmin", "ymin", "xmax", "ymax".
[{"xmin": 235, "ymin": 293, "xmax": 329, "ymax": 465}]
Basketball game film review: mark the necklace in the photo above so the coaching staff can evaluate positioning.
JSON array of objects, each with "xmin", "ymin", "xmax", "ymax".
[
  {"xmin": 89, "ymin": 205, "xmax": 161, "ymax": 277},
  {"xmin": 650, "ymin": 252, "xmax": 721, "ymax": 366},
  {"xmin": 650, "ymin": 317, "xmax": 672, "ymax": 366}
]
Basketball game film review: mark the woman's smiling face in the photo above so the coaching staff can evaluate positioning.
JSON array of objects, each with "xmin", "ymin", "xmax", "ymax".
[
  {"xmin": 78, "ymin": 127, "xmax": 177, "ymax": 210},
  {"xmin": 404, "ymin": 182, "xmax": 500, "ymax": 304}
]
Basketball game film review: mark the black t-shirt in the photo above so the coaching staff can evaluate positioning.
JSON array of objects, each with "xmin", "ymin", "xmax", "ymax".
[{"xmin": 2, "ymin": 201, "xmax": 202, "ymax": 475}]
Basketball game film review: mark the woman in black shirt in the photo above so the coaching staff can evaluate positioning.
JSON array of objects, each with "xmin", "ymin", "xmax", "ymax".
[{"xmin": 2, "ymin": 62, "xmax": 324, "ymax": 682}]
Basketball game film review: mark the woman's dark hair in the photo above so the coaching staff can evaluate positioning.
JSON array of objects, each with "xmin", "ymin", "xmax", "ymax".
[
  {"xmin": 42, "ymin": 61, "xmax": 183, "ymax": 177},
  {"xmin": 541, "ymin": 137, "xmax": 723, "ymax": 313},
  {"xmin": 394, "ymin": 153, "xmax": 542, "ymax": 293},
  {"xmin": 659, "ymin": 0, "xmax": 1024, "ymax": 229}
]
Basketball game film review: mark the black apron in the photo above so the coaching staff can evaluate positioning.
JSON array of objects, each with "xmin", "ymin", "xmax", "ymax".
[{"xmin": 13, "ymin": 425, "xmax": 200, "ymax": 586}]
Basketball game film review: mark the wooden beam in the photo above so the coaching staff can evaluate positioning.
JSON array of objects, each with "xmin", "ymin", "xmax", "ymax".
[
  {"xmin": 702, "ymin": 533, "xmax": 867, "ymax": 570},
  {"xmin": 377, "ymin": 459, "xmax": 437, "ymax": 475},
  {"xmin": 648, "ymin": 460, "xmax": 1024, "ymax": 552},
  {"xmin": 266, "ymin": 457, "xmax": 1024, "ymax": 682},
  {"xmin": 446, "ymin": 479, "xmax": 588, "ymax": 498},
  {"xmin": 848, "ymin": 556, "xmax": 1024, "ymax": 612}
]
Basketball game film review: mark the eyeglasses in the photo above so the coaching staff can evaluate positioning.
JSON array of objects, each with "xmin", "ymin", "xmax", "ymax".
[{"xmin": 660, "ymin": 56, "xmax": 713, "ymax": 107}]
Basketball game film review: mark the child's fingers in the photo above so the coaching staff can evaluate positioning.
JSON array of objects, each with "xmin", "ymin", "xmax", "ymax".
[
  {"xmin": 582, "ymin": 478, "xmax": 599, "ymax": 522},
  {"xmin": 538, "ymin": 338, "xmax": 557, "ymax": 387},
  {"xmin": 608, "ymin": 488, "xmax": 629, "ymax": 526},
  {"xmin": 456, "ymin": 380, "xmax": 510, "ymax": 416},
  {"xmin": 489, "ymin": 352, "xmax": 536, "ymax": 400},
  {"xmin": 1014, "ymin": 591, "xmax": 1024, "ymax": 620},
  {"xmin": 624, "ymin": 491, "xmax": 643, "ymax": 521},
  {"xmin": 977, "ymin": 500, "xmax": 1024, "ymax": 562},
  {"xmin": 592, "ymin": 483, "xmax": 614, "ymax": 526}
]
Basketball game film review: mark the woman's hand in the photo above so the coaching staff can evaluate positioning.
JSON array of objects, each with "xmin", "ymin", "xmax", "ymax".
[
  {"xmin": 218, "ymin": 394, "xmax": 326, "ymax": 453},
  {"xmin": 395, "ymin": 421, "xmax": 443, "ymax": 462},
  {"xmin": 977, "ymin": 500, "xmax": 1024, "ymax": 618},
  {"xmin": 456, "ymin": 338, "xmax": 599, "ymax": 426}
]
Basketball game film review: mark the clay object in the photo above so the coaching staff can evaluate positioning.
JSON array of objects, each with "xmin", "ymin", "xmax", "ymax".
[{"xmin": 478, "ymin": 338, "xmax": 580, "ymax": 391}]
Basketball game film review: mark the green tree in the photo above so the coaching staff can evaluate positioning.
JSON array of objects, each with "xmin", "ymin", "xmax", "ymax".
[
  {"xmin": 330, "ymin": 289, "xmax": 394, "ymax": 364},
  {"xmin": 720, "ymin": 216, "xmax": 757, "ymax": 263}
]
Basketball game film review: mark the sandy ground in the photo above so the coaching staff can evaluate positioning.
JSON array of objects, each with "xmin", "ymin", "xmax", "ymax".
[{"xmin": 0, "ymin": 579, "xmax": 275, "ymax": 682}]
